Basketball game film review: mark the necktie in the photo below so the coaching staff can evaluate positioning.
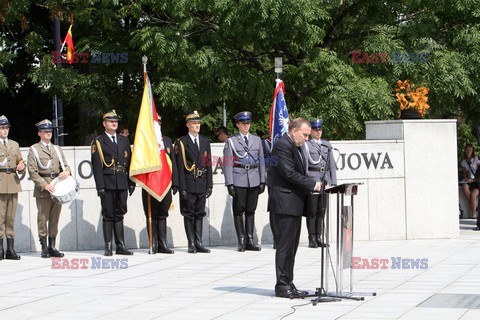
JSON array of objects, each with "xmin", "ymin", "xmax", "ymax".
[
  {"xmin": 244, "ymin": 136, "xmax": 248, "ymax": 146},
  {"xmin": 194, "ymin": 137, "xmax": 199, "ymax": 150},
  {"xmin": 112, "ymin": 136, "xmax": 116, "ymax": 144},
  {"xmin": 46, "ymin": 144, "xmax": 50, "ymax": 151},
  {"xmin": 3, "ymin": 140, "xmax": 5, "ymax": 146}
]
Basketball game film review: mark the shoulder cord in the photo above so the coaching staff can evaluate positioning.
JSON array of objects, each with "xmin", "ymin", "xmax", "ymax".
[
  {"xmin": 30, "ymin": 145, "xmax": 52, "ymax": 170},
  {"xmin": 227, "ymin": 137, "xmax": 247, "ymax": 159},
  {"xmin": 95, "ymin": 140, "xmax": 114, "ymax": 168},
  {"xmin": 304, "ymin": 142, "xmax": 322, "ymax": 165},
  {"xmin": 178, "ymin": 140, "xmax": 195, "ymax": 172}
]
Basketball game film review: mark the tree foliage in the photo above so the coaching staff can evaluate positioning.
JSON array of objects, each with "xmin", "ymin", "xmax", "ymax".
[{"xmin": 1, "ymin": 0, "xmax": 479, "ymax": 145}]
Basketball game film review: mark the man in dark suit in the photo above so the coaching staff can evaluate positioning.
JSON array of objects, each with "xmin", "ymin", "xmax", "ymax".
[
  {"xmin": 91, "ymin": 110, "xmax": 136, "ymax": 256},
  {"xmin": 268, "ymin": 118, "xmax": 322, "ymax": 299},
  {"xmin": 142, "ymin": 115, "xmax": 178, "ymax": 254},
  {"xmin": 175, "ymin": 111, "xmax": 213, "ymax": 253}
]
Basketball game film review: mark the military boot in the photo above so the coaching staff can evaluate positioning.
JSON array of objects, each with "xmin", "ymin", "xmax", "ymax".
[
  {"xmin": 146, "ymin": 218, "xmax": 158, "ymax": 254},
  {"xmin": 39, "ymin": 237, "xmax": 50, "ymax": 258},
  {"xmin": 48, "ymin": 237, "xmax": 64, "ymax": 257},
  {"xmin": 245, "ymin": 214, "xmax": 261, "ymax": 251},
  {"xmin": 103, "ymin": 221, "xmax": 113, "ymax": 256},
  {"xmin": 157, "ymin": 219, "xmax": 174, "ymax": 254},
  {"xmin": 5, "ymin": 238, "xmax": 21, "ymax": 260},
  {"xmin": 184, "ymin": 218, "xmax": 196, "ymax": 253},
  {"xmin": 233, "ymin": 215, "xmax": 246, "ymax": 252},
  {"xmin": 306, "ymin": 217, "xmax": 318, "ymax": 248},
  {"xmin": 113, "ymin": 221, "xmax": 133, "ymax": 255},
  {"xmin": 194, "ymin": 218, "xmax": 210, "ymax": 253},
  {"xmin": 0, "ymin": 238, "xmax": 4, "ymax": 260}
]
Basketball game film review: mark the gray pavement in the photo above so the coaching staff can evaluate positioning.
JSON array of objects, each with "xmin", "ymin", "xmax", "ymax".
[{"xmin": 1, "ymin": 219, "xmax": 480, "ymax": 320}]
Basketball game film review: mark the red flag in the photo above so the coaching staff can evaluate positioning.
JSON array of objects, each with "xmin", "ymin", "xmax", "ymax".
[
  {"xmin": 64, "ymin": 25, "xmax": 75, "ymax": 64},
  {"xmin": 130, "ymin": 72, "xmax": 172, "ymax": 201}
]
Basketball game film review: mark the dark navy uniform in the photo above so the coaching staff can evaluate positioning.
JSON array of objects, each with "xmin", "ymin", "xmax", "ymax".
[
  {"xmin": 305, "ymin": 119, "xmax": 337, "ymax": 248},
  {"xmin": 175, "ymin": 111, "xmax": 212, "ymax": 253},
  {"xmin": 223, "ymin": 111, "xmax": 265, "ymax": 251},
  {"xmin": 142, "ymin": 130, "xmax": 179, "ymax": 254},
  {"xmin": 91, "ymin": 110, "xmax": 135, "ymax": 256}
]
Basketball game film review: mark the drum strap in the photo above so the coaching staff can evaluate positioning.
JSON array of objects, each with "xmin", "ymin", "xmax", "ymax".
[
  {"xmin": 30, "ymin": 145, "xmax": 52, "ymax": 170},
  {"xmin": 53, "ymin": 145, "xmax": 66, "ymax": 171}
]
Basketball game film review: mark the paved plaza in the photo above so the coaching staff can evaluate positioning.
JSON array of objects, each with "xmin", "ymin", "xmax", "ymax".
[{"xmin": 1, "ymin": 219, "xmax": 479, "ymax": 320}]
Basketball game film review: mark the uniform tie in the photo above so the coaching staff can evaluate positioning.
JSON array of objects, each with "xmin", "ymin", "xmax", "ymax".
[
  {"xmin": 194, "ymin": 137, "xmax": 199, "ymax": 150},
  {"xmin": 46, "ymin": 144, "xmax": 50, "ymax": 151},
  {"xmin": 2, "ymin": 140, "xmax": 6, "ymax": 146},
  {"xmin": 112, "ymin": 136, "xmax": 116, "ymax": 144},
  {"xmin": 244, "ymin": 136, "xmax": 248, "ymax": 146}
]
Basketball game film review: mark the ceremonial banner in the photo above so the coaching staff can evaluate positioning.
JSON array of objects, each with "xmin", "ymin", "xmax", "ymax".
[
  {"xmin": 269, "ymin": 79, "xmax": 290, "ymax": 147},
  {"xmin": 64, "ymin": 25, "xmax": 75, "ymax": 64},
  {"xmin": 130, "ymin": 73, "xmax": 172, "ymax": 202}
]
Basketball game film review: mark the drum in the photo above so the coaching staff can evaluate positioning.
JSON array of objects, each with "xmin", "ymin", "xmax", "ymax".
[{"xmin": 51, "ymin": 176, "xmax": 80, "ymax": 204}]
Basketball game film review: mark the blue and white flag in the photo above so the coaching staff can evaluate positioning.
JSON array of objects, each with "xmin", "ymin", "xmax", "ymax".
[{"xmin": 269, "ymin": 79, "xmax": 290, "ymax": 148}]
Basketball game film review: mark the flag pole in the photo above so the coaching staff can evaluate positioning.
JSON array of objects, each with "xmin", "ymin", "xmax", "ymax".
[{"xmin": 142, "ymin": 55, "xmax": 154, "ymax": 254}]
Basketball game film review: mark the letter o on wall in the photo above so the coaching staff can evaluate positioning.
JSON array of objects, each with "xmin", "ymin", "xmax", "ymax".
[
  {"xmin": 78, "ymin": 160, "xmax": 93, "ymax": 179},
  {"xmin": 347, "ymin": 153, "xmax": 361, "ymax": 170}
]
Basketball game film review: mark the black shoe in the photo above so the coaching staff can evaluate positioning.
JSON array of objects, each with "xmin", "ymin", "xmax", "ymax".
[
  {"xmin": 289, "ymin": 283, "xmax": 308, "ymax": 296},
  {"xmin": 194, "ymin": 218, "xmax": 210, "ymax": 253},
  {"xmin": 473, "ymin": 227, "xmax": 480, "ymax": 231},
  {"xmin": 184, "ymin": 218, "xmax": 197, "ymax": 253},
  {"xmin": 275, "ymin": 289, "xmax": 305, "ymax": 299},
  {"xmin": 0, "ymin": 239, "xmax": 4, "ymax": 260},
  {"xmin": 157, "ymin": 219, "xmax": 174, "ymax": 254},
  {"xmin": 113, "ymin": 221, "xmax": 133, "ymax": 255}
]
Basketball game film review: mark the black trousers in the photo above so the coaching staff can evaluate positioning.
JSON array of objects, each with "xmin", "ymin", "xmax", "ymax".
[
  {"xmin": 274, "ymin": 213, "xmax": 302, "ymax": 290},
  {"xmin": 142, "ymin": 189, "xmax": 172, "ymax": 218},
  {"xmin": 180, "ymin": 192, "xmax": 206, "ymax": 220},
  {"xmin": 101, "ymin": 190, "xmax": 128, "ymax": 222},
  {"xmin": 306, "ymin": 193, "xmax": 327, "ymax": 218},
  {"xmin": 232, "ymin": 186, "xmax": 259, "ymax": 216}
]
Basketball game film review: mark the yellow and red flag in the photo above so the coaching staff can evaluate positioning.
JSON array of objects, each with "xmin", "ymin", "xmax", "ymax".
[
  {"xmin": 64, "ymin": 25, "xmax": 75, "ymax": 64},
  {"xmin": 129, "ymin": 72, "xmax": 172, "ymax": 202}
]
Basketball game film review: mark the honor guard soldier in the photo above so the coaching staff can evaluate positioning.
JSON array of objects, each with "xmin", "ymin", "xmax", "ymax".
[
  {"xmin": 304, "ymin": 119, "xmax": 337, "ymax": 248},
  {"xmin": 175, "ymin": 110, "xmax": 212, "ymax": 253},
  {"xmin": 223, "ymin": 111, "xmax": 266, "ymax": 251},
  {"xmin": 142, "ymin": 115, "xmax": 178, "ymax": 254},
  {"xmin": 91, "ymin": 110, "xmax": 135, "ymax": 256},
  {"xmin": 28, "ymin": 119, "xmax": 71, "ymax": 258},
  {"xmin": 0, "ymin": 116, "xmax": 25, "ymax": 260}
]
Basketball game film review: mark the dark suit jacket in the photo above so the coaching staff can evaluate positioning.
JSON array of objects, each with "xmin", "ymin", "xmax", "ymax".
[
  {"xmin": 91, "ymin": 132, "xmax": 135, "ymax": 191},
  {"xmin": 267, "ymin": 134, "xmax": 316, "ymax": 216},
  {"xmin": 175, "ymin": 134, "xmax": 213, "ymax": 194}
]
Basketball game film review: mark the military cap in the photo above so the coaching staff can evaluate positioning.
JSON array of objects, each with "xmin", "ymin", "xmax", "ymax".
[
  {"xmin": 0, "ymin": 115, "xmax": 10, "ymax": 127},
  {"xmin": 234, "ymin": 111, "xmax": 252, "ymax": 122},
  {"xmin": 103, "ymin": 109, "xmax": 120, "ymax": 121},
  {"xmin": 310, "ymin": 118, "xmax": 323, "ymax": 129},
  {"xmin": 35, "ymin": 119, "xmax": 54, "ymax": 131},
  {"xmin": 186, "ymin": 110, "xmax": 201, "ymax": 122}
]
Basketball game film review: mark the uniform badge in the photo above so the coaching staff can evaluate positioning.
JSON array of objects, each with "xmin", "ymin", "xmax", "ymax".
[
  {"xmin": 124, "ymin": 150, "xmax": 128, "ymax": 158},
  {"xmin": 174, "ymin": 145, "xmax": 179, "ymax": 155},
  {"xmin": 91, "ymin": 144, "xmax": 96, "ymax": 154},
  {"xmin": 166, "ymin": 147, "xmax": 171, "ymax": 154}
]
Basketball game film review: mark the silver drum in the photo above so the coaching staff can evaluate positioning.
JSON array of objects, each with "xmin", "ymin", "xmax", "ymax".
[{"xmin": 51, "ymin": 176, "xmax": 80, "ymax": 204}]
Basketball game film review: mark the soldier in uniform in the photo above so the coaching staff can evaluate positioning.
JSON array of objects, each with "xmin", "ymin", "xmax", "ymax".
[
  {"xmin": 223, "ymin": 112, "xmax": 265, "ymax": 251},
  {"xmin": 28, "ymin": 119, "xmax": 71, "ymax": 258},
  {"xmin": 91, "ymin": 110, "xmax": 135, "ymax": 256},
  {"xmin": 141, "ymin": 115, "xmax": 178, "ymax": 254},
  {"xmin": 304, "ymin": 119, "xmax": 337, "ymax": 248},
  {"xmin": 175, "ymin": 111, "xmax": 212, "ymax": 254},
  {"xmin": 0, "ymin": 116, "xmax": 25, "ymax": 260}
]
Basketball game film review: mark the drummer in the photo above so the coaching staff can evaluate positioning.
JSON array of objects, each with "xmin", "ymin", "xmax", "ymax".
[{"xmin": 27, "ymin": 119, "xmax": 71, "ymax": 258}]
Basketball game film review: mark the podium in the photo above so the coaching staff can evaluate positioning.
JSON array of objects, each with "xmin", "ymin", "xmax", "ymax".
[{"xmin": 319, "ymin": 182, "xmax": 375, "ymax": 301}]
